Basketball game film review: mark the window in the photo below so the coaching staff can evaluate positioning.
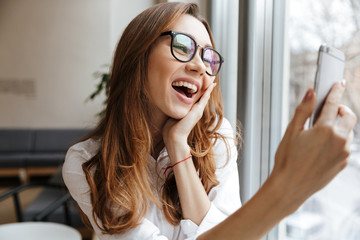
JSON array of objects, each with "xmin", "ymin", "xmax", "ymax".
[
  {"xmin": 284, "ymin": 1, "xmax": 360, "ymax": 239},
  {"xmin": 235, "ymin": 0, "xmax": 360, "ymax": 239}
]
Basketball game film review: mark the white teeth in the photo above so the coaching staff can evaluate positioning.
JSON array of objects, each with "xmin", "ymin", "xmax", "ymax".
[{"xmin": 172, "ymin": 81, "xmax": 198, "ymax": 93}]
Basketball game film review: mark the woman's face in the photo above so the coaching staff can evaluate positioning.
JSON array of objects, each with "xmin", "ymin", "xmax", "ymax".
[{"xmin": 146, "ymin": 14, "xmax": 216, "ymax": 121}]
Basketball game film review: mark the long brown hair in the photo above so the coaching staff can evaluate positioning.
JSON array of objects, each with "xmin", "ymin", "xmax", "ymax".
[{"xmin": 81, "ymin": 2, "xmax": 230, "ymax": 234}]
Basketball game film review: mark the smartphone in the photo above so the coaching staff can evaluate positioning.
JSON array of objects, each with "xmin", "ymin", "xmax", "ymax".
[{"xmin": 309, "ymin": 44, "xmax": 346, "ymax": 127}]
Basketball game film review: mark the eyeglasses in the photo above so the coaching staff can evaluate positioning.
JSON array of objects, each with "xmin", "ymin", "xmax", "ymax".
[{"xmin": 160, "ymin": 31, "xmax": 224, "ymax": 76}]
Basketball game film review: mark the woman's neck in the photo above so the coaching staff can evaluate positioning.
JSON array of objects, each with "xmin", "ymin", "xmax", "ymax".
[{"xmin": 151, "ymin": 133, "xmax": 164, "ymax": 160}]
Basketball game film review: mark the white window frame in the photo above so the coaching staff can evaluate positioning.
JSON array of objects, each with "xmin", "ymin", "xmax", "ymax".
[
  {"xmin": 235, "ymin": 0, "xmax": 288, "ymax": 239},
  {"xmin": 210, "ymin": 0, "xmax": 239, "ymax": 131}
]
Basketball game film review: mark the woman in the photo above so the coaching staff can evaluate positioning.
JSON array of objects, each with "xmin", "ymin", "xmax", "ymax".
[{"xmin": 63, "ymin": 2, "xmax": 356, "ymax": 240}]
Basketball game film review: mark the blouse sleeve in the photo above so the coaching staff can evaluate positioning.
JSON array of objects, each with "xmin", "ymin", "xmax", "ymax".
[
  {"xmin": 179, "ymin": 118, "xmax": 241, "ymax": 239},
  {"xmin": 62, "ymin": 144, "xmax": 171, "ymax": 240}
]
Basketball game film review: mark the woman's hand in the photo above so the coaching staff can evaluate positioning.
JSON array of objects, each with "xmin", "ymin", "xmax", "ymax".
[
  {"xmin": 162, "ymin": 82, "xmax": 216, "ymax": 162},
  {"xmin": 161, "ymin": 83, "xmax": 216, "ymax": 225},
  {"xmin": 198, "ymin": 81, "xmax": 356, "ymax": 240},
  {"xmin": 273, "ymin": 81, "xmax": 357, "ymax": 209}
]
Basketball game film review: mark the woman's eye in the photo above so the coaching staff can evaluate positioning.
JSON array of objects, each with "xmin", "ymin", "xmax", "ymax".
[
  {"xmin": 203, "ymin": 57, "xmax": 215, "ymax": 67},
  {"xmin": 174, "ymin": 44, "xmax": 190, "ymax": 55}
]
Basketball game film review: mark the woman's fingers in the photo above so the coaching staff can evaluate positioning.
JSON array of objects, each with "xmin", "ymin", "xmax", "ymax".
[
  {"xmin": 188, "ymin": 82, "xmax": 216, "ymax": 121},
  {"xmin": 273, "ymin": 80, "xmax": 357, "ymax": 204},
  {"xmin": 337, "ymin": 104, "xmax": 358, "ymax": 136},
  {"xmin": 196, "ymin": 82, "xmax": 216, "ymax": 110},
  {"xmin": 345, "ymin": 130, "xmax": 354, "ymax": 156},
  {"xmin": 315, "ymin": 81, "xmax": 345, "ymax": 126},
  {"xmin": 273, "ymin": 89, "xmax": 315, "ymax": 168},
  {"xmin": 288, "ymin": 88, "xmax": 316, "ymax": 134},
  {"xmin": 162, "ymin": 82, "xmax": 216, "ymax": 144}
]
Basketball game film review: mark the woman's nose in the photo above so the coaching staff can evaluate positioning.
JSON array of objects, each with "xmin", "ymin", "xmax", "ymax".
[{"xmin": 185, "ymin": 47, "xmax": 206, "ymax": 75}]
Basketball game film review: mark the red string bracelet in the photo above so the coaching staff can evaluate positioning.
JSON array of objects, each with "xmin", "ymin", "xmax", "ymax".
[{"xmin": 163, "ymin": 155, "xmax": 192, "ymax": 175}]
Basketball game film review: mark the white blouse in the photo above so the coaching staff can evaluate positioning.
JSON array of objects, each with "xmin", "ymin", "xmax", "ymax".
[{"xmin": 63, "ymin": 118, "xmax": 241, "ymax": 240}]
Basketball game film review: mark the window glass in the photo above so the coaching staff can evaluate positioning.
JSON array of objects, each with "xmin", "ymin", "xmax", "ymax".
[{"xmin": 285, "ymin": 0, "xmax": 360, "ymax": 239}]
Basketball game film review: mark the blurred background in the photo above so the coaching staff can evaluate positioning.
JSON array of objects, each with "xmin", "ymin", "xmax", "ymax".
[{"xmin": 0, "ymin": 0, "xmax": 359, "ymax": 239}]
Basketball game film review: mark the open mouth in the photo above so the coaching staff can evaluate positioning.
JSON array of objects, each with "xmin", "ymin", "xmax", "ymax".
[{"xmin": 172, "ymin": 81, "xmax": 198, "ymax": 98}]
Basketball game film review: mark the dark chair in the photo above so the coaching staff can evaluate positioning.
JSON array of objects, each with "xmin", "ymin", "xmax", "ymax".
[{"xmin": 0, "ymin": 167, "xmax": 84, "ymax": 227}]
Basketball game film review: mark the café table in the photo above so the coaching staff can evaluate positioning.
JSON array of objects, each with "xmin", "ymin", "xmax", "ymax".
[{"xmin": 0, "ymin": 222, "xmax": 81, "ymax": 240}]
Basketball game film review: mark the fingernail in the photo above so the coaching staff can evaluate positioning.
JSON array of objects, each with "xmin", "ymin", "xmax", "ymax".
[
  {"xmin": 341, "ymin": 79, "xmax": 346, "ymax": 88},
  {"xmin": 304, "ymin": 89, "xmax": 313, "ymax": 102}
]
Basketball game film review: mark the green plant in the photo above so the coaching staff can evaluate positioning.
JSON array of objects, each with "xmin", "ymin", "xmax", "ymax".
[{"xmin": 87, "ymin": 65, "xmax": 110, "ymax": 116}]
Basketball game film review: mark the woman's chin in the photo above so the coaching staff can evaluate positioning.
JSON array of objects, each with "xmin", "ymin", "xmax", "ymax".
[
  {"xmin": 168, "ymin": 108, "xmax": 190, "ymax": 120},
  {"xmin": 170, "ymin": 113, "xmax": 187, "ymax": 120}
]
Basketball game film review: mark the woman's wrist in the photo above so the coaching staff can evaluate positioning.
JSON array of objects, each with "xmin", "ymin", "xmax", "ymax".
[
  {"xmin": 266, "ymin": 170, "xmax": 305, "ymax": 215},
  {"xmin": 167, "ymin": 144, "xmax": 191, "ymax": 165},
  {"xmin": 163, "ymin": 137, "xmax": 191, "ymax": 163},
  {"xmin": 163, "ymin": 155, "xmax": 192, "ymax": 175}
]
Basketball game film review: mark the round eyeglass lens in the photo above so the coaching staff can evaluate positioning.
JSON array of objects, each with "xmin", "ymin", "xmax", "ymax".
[
  {"xmin": 203, "ymin": 48, "xmax": 221, "ymax": 75},
  {"xmin": 172, "ymin": 34, "xmax": 196, "ymax": 61}
]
